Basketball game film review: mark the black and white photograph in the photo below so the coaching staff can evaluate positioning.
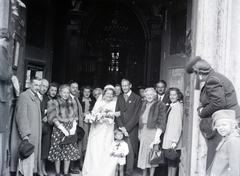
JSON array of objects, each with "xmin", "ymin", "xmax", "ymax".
[{"xmin": 0, "ymin": 0, "xmax": 240, "ymax": 176}]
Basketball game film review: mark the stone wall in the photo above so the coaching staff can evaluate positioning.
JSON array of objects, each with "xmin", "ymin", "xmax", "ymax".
[{"xmin": 189, "ymin": 0, "xmax": 240, "ymax": 175}]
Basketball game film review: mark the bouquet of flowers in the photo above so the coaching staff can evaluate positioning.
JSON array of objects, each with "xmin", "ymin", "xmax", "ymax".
[{"xmin": 84, "ymin": 109, "xmax": 115, "ymax": 125}]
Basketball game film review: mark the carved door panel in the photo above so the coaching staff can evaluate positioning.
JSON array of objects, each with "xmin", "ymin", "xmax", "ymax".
[{"xmin": 0, "ymin": 1, "xmax": 27, "ymax": 175}]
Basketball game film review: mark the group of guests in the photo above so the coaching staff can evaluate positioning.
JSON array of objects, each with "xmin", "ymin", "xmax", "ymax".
[
  {"xmin": 2, "ymin": 27, "xmax": 240, "ymax": 176},
  {"xmin": 9, "ymin": 75, "xmax": 184, "ymax": 176}
]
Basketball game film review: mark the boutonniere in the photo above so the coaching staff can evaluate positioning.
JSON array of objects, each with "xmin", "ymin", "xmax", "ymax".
[
  {"xmin": 166, "ymin": 103, "xmax": 169, "ymax": 106},
  {"xmin": 129, "ymin": 101, "xmax": 131, "ymax": 103}
]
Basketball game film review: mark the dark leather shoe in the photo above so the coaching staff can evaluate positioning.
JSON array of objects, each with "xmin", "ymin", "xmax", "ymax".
[
  {"xmin": 79, "ymin": 166, "xmax": 82, "ymax": 171},
  {"xmin": 69, "ymin": 168, "xmax": 79, "ymax": 174}
]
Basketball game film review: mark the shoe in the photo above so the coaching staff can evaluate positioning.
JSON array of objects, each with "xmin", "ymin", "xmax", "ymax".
[
  {"xmin": 69, "ymin": 168, "xmax": 79, "ymax": 174},
  {"xmin": 55, "ymin": 174, "xmax": 61, "ymax": 176},
  {"xmin": 64, "ymin": 174, "xmax": 71, "ymax": 176},
  {"xmin": 79, "ymin": 166, "xmax": 82, "ymax": 171}
]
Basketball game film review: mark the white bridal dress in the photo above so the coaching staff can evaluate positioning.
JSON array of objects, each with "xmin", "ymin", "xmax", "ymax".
[{"xmin": 82, "ymin": 96, "xmax": 118, "ymax": 176}]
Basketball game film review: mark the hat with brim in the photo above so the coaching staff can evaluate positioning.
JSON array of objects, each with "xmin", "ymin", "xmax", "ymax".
[
  {"xmin": 164, "ymin": 148, "xmax": 179, "ymax": 161},
  {"xmin": 185, "ymin": 56, "xmax": 202, "ymax": 74},
  {"xmin": 212, "ymin": 109, "xmax": 236, "ymax": 128},
  {"xmin": 18, "ymin": 139, "xmax": 35, "ymax": 160}
]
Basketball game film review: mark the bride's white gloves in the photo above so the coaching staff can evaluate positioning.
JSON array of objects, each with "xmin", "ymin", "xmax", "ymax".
[
  {"xmin": 58, "ymin": 124, "xmax": 69, "ymax": 136},
  {"xmin": 149, "ymin": 128, "xmax": 162, "ymax": 149},
  {"xmin": 69, "ymin": 120, "xmax": 77, "ymax": 135}
]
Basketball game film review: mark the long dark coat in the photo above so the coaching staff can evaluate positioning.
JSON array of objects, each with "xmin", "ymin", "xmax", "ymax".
[
  {"xmin": 199, "ymin": 70, "xmax": 240, "ymax": 119},
  {"xmin": 41, "ymin": 94, "xmax": 52, "ymax": 159},
  {"xmin": 10, "ymin": 89, "xmax": 42, "ymax": 173},
  {"xmin": 199, "ymin": 69, "xmax": 240, "ymax": 169},
  {"xmin": 115, "ymin": 91, "xmax": 142, "ymax": 155}
]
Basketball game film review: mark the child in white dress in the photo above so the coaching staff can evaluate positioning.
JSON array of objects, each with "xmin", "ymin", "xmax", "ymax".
[{"xmin": 110, "ymin": 129, "xmax": 129, "ymax": 176}]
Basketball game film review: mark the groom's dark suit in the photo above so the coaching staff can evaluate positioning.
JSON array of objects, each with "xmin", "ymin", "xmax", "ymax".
[{"xmin": 115, "ymin": 91, "xmax": 142, "ymax": 176}]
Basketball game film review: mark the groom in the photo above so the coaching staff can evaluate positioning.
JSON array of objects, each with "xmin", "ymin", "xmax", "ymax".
[{"xmin": 115, "ymin": 78, "xmax": 142, "ymax": 176}]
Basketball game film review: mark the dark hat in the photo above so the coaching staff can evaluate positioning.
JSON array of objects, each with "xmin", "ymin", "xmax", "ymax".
[
  {"xmin": 18, "ymin": 139, "xmax": 35, "ymax": 160},
  {"xmin": 164, "ymin": 148, "xmax": 179, "ymax": 161},
  {"xmin": 212, "ymin": 110, "xmax": 236, "ymax": 128},
  {"xmin": 185, "ymin": 56, "xmax": 202, "ymax": 74},
  {"xmin": 186, "ymin": 56, "xmax": 213, "ymax": 74}
]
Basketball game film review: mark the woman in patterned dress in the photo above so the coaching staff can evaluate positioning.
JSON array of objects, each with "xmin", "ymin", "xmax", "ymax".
[
  {"xmin": 137, "ymin": 88, "xmax": 166, "ymax": 176},
  {"xmin": 47, "ymin": 84, "xmax": 80, "ymax": 176}
]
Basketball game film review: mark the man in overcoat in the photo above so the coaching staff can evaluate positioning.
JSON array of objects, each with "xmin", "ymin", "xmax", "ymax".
[
  {"xmin": 115, "ymin": 78, "xmax": 142, "ymax": 176},
  {"xmin": 10, "ymin": 77, "xmax": 42, "ymax": 175}
]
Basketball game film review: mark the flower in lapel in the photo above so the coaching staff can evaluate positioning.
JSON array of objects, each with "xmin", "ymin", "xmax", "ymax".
[{"xmin": 129, "ymin": 100, "xmax": 131, "ymax": 104}]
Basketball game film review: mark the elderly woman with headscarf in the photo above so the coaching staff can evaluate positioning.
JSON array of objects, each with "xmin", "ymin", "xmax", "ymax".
[
  {"xmin": 185, "ymin": 56, "xmax": 240, "ymax": 169},
  {"xmin": 137, "ymin": 87, "xmax": 166, "ymax": 176}
]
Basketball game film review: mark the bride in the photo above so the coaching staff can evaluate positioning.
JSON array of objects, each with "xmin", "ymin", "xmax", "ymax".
[{"xmin": 82, "ymin": 85, "xmax": 119, "ymax": 176}]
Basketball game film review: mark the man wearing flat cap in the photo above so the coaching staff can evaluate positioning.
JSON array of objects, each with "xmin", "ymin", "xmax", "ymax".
[{"xmin": 185, "ymin": 56, "xmax": 240, "ymax": 169}]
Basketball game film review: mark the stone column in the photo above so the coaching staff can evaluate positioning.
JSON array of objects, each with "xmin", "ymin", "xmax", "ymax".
[{"xmin": 0, "ymin": 0, "xmax": 10, "ymax": 28}]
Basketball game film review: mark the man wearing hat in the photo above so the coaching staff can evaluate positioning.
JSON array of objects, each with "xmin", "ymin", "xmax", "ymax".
[
  {"xmin": 206, "ymin": 109, "xmax": 240, "ymax": 176},
  {"xmin": 185, "ymin": 56, "xmax": 240, "ymax": 169},
  {"xmin": 10, "ymin": 77, "xmax": 42, "ymax": 175}
]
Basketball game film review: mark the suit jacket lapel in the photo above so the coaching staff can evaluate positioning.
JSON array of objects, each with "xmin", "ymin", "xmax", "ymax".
[{"xmin": 124, "ymin": 93, "xmax": 135, "ymax": 111}]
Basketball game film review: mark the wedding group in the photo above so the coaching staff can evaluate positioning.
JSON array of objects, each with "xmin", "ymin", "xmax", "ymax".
[{"xmin": 9, "ymin": 73, "xmax": 185, "ymax": 176}]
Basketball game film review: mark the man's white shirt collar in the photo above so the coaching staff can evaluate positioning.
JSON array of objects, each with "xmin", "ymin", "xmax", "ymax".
[
  {"xmin": 70, "ymin": 93, "xmax": 74, "ymax": 99},
  {"xmin": 126, "ymin": 90, "xmax": 132, "ymax": 97},
  {"xmin": 37, "ymin": 92, "xmax": 43, "ymax": 101},
  {"xmin": 158, "ymin": 93, "xmax": 165, "ymax": 100}
]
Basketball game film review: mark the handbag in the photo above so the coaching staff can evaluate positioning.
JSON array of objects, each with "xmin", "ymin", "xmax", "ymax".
[
  {"xmin": 59, "ymin": 126, "xmax": 85, "ymax": 145},
  {"xmin": 164, "ymin": 148, "xmax": 179, "ymax": 161},
  {"xmin": 59, "ymin": 134, "xmax": 78, "ymax": 145},
  {"xmin": 148, "ymin": 144, "xmax": 165, "ymax": 165}
]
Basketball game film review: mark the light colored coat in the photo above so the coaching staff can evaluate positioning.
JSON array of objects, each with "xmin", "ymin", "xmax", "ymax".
[
  {"xmin": 206, "ymin": 131, "xmax": 240, "ymax": 176},
  {"xmin": 162, "ymin": 101, "xmax": 183, "ymax": 150},
  {"xmin": 10, "ymin": 89, "xmax": 42, "ymax": 174}
]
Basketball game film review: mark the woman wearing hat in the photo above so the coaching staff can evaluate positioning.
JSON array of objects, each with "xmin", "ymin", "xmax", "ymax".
[{"xmin": 185, "ymin": 56, "xmax": 240, "ymax": 169}]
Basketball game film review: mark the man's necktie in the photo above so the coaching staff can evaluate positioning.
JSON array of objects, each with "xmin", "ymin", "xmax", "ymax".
[{"xmin": 124, "ymin": 94, "xmax": 128, "ymax": 102}]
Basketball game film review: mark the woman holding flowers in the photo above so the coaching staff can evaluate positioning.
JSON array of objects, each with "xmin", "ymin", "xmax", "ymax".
[{"xmin": 82, "ymin": 85, "xmax": 118, "ymax": 176}]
